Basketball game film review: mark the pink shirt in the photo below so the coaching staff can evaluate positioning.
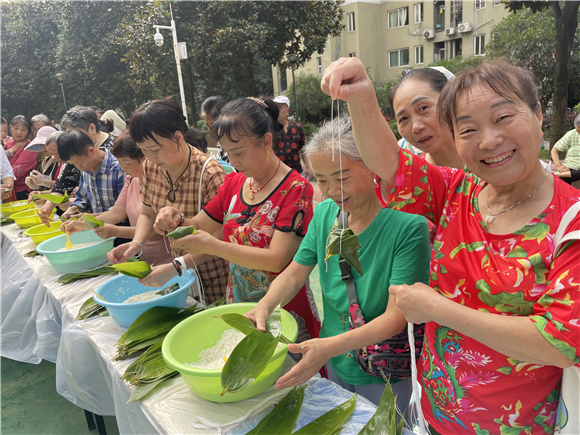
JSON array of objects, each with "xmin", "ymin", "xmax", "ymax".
[{"xmin": 115, "ymin": 176, "xmax": 172, "ymax": 265}]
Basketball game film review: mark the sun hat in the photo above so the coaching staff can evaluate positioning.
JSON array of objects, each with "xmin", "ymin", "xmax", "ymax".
[
  {"xmin": 272, "ymin": 96, "xmax": 291, "ymax": 107},
  {"xmin": 101, "ymin": 110, "xmax": 127, "ymax": 138},
  {"xmin": 24, "ymin": 126, "xmax": 58, "ymax": 152}
]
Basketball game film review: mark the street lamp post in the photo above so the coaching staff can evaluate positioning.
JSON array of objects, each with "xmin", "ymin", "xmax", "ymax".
[
  {"xmin": 153, "ymin": 5, "xmax": 188, "ymax": 125},
  {"xmin": 55, "ymin": 73, "xmax": 67, "ymax": 112},
  {"xmin": 287, "ymin": 52, "xmax": 299, "ymax": 122}
]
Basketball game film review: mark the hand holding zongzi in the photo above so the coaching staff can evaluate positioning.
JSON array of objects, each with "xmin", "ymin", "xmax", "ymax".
[
  {"xmin": 153, "ymin": 206, "xmax": 184, "ymax": 235},
  {"xmin": 173, "ymin": 229, "xmax": 217, "ymax": 256}
]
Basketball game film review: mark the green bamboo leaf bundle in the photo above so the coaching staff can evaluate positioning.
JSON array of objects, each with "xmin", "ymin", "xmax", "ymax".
[
  {"xmin": 220, "ymin": 306, "xmax": 283, "ymax": 396},
  {"xmin": 110, "ymin": 261, "xmax": 152, "ymax": 278},
  {"xmin": 216, "ymin": 312, "xmax": 291, "ymax": 344},
  {"xmin": 76, "ymin": 296, "xmax": 108, "ymax": 320},
  {"xmin": 82, "ymin": 214, "xmax": 103, "ymax": 228},
  {"xmin": 155, "ymin": 282, "xmax": 180, "ymax": 296},
  {"xmin": 57, "ymin": 266, "xmax": 117, "ymax": 285},
  {"xmin": 166, "ymin": 225, "xmax": 195, "ymax": 239},
  {"xmin": 24, "ymin": 249, "xmax": 40, "ymax": 257},
  {"xmin": 0, "ymin": 217, "xmax": 14, "ymax": 224},
  {"xmin": 30, "ymin": 191, "xmax": 69, "ymax": 204},
  {"xmin": 324, "ymin": 217, "xmax": 363, "ymax": 276},
  {"xmin": 357, "ymin": 382, "xmax": 403, "ymax": 435},
  {"xmin": 247, "ymin": 386, "xmax": 305, "ymax": 434},
  {"xmin": 293, "ymin": 394, "xmax": 357, "ymax": 434}
]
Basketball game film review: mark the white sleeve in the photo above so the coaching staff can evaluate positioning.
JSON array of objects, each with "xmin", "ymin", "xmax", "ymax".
[{"xmin": 1, "ymin": 149, "xmax": 15, "ymax": 181}]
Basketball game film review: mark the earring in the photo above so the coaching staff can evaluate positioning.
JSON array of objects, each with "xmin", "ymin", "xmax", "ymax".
[
  {"xmin": 267, "ymin": 150, "xmax": 271, "ymax": 156},
  {"xmin": 464, "ymin": 164, "xmax": 469, "ymax": 172}
]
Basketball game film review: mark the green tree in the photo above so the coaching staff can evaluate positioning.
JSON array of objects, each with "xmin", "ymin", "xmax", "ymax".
[
  {"xmin": 487, "ymin": 6, "xmax": 580, "ymax": 115},
  {"xmin": 503, "ymin": 1, "xmax": 580, "ymax": 145},
  {"xmin": 287, "ymin": 73, "xmax": 333, "ymax": 125}
]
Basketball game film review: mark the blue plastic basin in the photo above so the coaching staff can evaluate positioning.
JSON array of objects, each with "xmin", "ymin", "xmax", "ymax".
[
  {"xmin": 36, "ymin": 230, "xmax": 115, "ymax": 273},
  {"xmin": 93, "ymin": 270, "xmax": 195, "ymax": 328}
]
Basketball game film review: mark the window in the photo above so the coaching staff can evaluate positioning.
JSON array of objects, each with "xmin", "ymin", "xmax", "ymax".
[
  {"xmin": 346, "ymin": 12, "xmax": 355, "ymax": 32},
  {"xmin": 414, "ymin": 3, "xmax": 423, "ymax": 23},
  {"xmin": 389, "ymin": 48, "xmax": 410, "ymax": 68},
  {"xmin": 433, "ymin": 0, "xmax": 445, "ymax": 32},
  {"xmin": 278, "ymin": 66, "xmax": 287, "ymax": 92},
  {"xmin": 474, "ymin": 34, "xmax": 486, "ymax": 56},
  {"xmin": 414, "ymin": 45, "xmax": 424, "ymax": 64},
  {"xmin": 475, "ymin": 0, "xmax": 486, "ymax": 10},
  {"xmin": 450, "ymin": 0, "xmax": 463, "ymax": 27},
  {"xmin": 494, "ymin": 0, "xmax": 502, "ymax": 6},
  {"xmin": 348, "ymin": 52, "xmax": 357, "ymax": 58},
  {"xmin": 388, "ymin": 7, "xmax": 409, "ymax": 29},
  {"xmin": 317, "ymin": 57, "xmax": 323, "ymax": 75}
]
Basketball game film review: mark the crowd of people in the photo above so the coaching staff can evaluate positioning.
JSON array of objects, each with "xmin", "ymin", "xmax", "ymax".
[{"xmin": 1, "ymin": 57, "xmax": 578, "ymax": 435}]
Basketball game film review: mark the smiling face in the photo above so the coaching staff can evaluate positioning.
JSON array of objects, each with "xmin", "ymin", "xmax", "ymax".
[
  {"xmin": 393, "ymin": 79, "xmax": 454, "ymax": 154},
  {"xmin": 454, "ymin": 84, "xmax": 543, "ymax": 186},
  {"xmin": 310, "ymin": 152, "xmax": 375, "ymax": 213}
]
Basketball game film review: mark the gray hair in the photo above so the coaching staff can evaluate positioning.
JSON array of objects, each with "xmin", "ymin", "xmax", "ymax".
[
  {"xmin": 31, "ymin": 113, "xmax": 51, "ymax": 126},
  {"xmin": 304, "ymin": 117, "xmax": 363, "ymax": 163},
  {"xmin": 45, "ymin": 131, "xmax": 63, "ymax": 146},
  {"xmin": 575, "ymin": 114, "xmax": 580, "ymax": 127}
]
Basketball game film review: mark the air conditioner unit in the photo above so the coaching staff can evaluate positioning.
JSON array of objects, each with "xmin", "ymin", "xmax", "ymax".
[
  {"xmin": 423, "ymin": 29, "xmax": 435, "ymax": 39},
  {"xmin": 458, "ymin": 22, "xmax": 473, "ymax": 33},
  {"xmin": 445, "ymin": 27, "xmax": 456, "ymax": 36}
]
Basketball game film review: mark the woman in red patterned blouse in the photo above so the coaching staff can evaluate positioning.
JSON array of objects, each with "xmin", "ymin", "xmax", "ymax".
[{"xmin": 321, "ymin": 58, "xmax": 579, "ymax": 434}]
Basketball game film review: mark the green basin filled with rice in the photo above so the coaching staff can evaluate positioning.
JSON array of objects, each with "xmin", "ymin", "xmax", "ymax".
[{"xmin": 162, "ymin": 303, "xmax": 298, "ymax": 403}]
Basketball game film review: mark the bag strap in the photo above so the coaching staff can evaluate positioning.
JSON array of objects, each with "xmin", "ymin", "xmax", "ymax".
[
  {"xmin": 554, "ymin": 201, "xmax": 580, "ymax": 257},
  {"xmin": 198, "ymin": 155, "xmax": 216, "ymax": 212}
]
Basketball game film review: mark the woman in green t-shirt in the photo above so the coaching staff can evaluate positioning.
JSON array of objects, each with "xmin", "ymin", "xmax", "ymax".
[{"xmin": 246, "ymin": 117, "xmax": 430, "ymax": 408}]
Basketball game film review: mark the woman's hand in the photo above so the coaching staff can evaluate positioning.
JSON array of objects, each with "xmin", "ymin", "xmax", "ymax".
[
  {"xmin": 275, "ymin": 339, "xmax": 333, "ymax": 390},
  {"xmin": 107, "ymin": 241, "xmax": 141, "ymax": 264},
  {"xmin": 38, "ymin": 201, "xmax": 57, "ymax": 226},
  {"xmin": 62, "ymin": 205, "xmax": 80, "ymax": 220},
  {"xmin": 137, "ymin": 263, "xmax": 177, "ymax": 288},
  {"xmin": 25, "ymin": 176, "xmax": 40, "ymax": 191},
  {"xmin": 389, "ymin": 282, "xmax": 444, "ymax": 324},
  {"xmin": 61, "ymin": 220, "xmax": 90, "ymax": 235},
  {"xmin": 93, "ymin": 223, "xmax": 118, "ymax": 240},
  {"xmin": 321, "ymin": 57, "xmax": 374, "ymax": 103},
  {"xmin": 244, "ymin": 303, "xmax": 273, "ymax": 332},
  {"xmin": 1, "ymin": 184, "xmax": 13, "ymax": 201},
  {"xmin": 154, "ymin": 206, "xmax": 183, "ymax": 235},
  {"xmin": 172, "ymin": 230, "xmax": 218, "ymax": 256},
  {"xmin": 556, "ymin": 164, "xmax": 569, "ymax": 173}
]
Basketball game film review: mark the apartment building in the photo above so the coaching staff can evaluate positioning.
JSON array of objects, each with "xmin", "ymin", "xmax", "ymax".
[{"xmin": 272, "ymin": 0, "xmax": 510, "ymax": 96}]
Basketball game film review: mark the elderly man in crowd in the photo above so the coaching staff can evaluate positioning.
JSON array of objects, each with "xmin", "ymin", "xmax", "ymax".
[{"xmin": 551, "ymin": 114, "xmax": 580, "ymax": 185}]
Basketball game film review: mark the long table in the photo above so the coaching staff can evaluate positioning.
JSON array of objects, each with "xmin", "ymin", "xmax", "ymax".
[{"xmin": 1, "ymin": 224, "xmax": 377, "ymax": 434}]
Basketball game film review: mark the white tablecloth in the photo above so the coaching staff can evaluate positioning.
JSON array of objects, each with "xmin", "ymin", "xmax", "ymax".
[{"xmin": 1, "ymin": 224, "xmax": 377, "ymax": 434}]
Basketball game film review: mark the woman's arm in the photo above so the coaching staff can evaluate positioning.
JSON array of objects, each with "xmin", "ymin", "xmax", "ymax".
[
  {"xmin": 173, "ymin": 229, "xmax": 302, "ymax": 274},
  {"xmin": 245, "ymin": 260, "xmax": 314, "ymax": 331},
  {"xmin": 275, "ymin": 296, "xmax": 406, "ymax": 389},
  {"xmin": 321, "ymin": 57, "xmax": 400, "ymax": 186},
  {"xmin": 107, "ymin": 204, "xmax": 158, "ymax": 263}
]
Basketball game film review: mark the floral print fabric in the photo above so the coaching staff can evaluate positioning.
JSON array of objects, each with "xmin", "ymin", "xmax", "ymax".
[
  {"xmin": 385, "ymin": 149, "xmax": 580, "ymax": 435},
  {"xmin": 204, "ymin": 170, "xmax": 321, "ymax": 339}
]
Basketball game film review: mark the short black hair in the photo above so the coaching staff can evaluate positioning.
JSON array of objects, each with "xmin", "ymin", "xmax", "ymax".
[
  {"xmin": 183, "ymin": 128, "xmax": 208, "ymax": 153},
  {"xmin": 213, "ymin": 97, "xmax": 282, "ymax": 143},
  {"xmin": 57, "ymin": 130, "xmax": 94, "ymax": 161},
  {"xmin": 129, "ymin": 98, "xmax": 187, "ymax": 146},
  {"xmin": 9, "ymin": 115, "xmax": 33, "ymax": 135},
  {"xmin": 201, "ymin": 96, "xmax": 229, "ymax": 120},
  {"xmin": 61, "ymin": 106, "xmax": 101, "ymax": 133},
  {"xmin": 111, "ymin": 131, "xmax": 144, "ymax": 160}
]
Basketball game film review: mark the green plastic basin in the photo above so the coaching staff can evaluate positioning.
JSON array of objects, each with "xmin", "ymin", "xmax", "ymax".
[{"xmin": 162, "ymin": 302, "xmax": 298, "ymax": 403}]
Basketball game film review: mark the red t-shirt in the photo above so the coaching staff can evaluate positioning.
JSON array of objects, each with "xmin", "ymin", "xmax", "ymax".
[
  {"xmin": 6, "ymin": 138, "xmax": 35, "ymax": 193},
  {"xmin": 204, "ymin": 170, "xmax": 321, "ymax": 340},
  {"xmin": 384, "ymin": 150, "xmax": 579, "ymax": 434}
]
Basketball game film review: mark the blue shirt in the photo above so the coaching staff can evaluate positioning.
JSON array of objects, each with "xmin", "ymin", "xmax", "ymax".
[{"xmin": 70, "ymin": 149, "xmax": 125, "ymax": 213}]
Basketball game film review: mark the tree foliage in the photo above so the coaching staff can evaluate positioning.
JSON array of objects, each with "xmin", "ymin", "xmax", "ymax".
[
  {"xmin": 487, "ymin": 6, "xmax": 580, "ymax": 113},
  {"xmin": 286, "ymin": 73, "xmax": 333, "ymax": 125}
]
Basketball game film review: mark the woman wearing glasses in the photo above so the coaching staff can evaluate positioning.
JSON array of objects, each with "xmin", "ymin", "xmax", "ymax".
[{"xmin": 108, "ymin": 98, "xmax": 229, "ymax": 304}]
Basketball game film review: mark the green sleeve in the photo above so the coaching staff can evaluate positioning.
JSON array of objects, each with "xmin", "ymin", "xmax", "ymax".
[
  {"xmin": 389, "ymin": 215, "xmax": 431, "ymax": 286},
  {"xmin": 293, "ymin": 205, "xmax": 320, "ymax": 267}
]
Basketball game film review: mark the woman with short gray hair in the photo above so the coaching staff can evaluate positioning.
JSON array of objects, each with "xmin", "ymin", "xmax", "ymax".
[
  {"xmin": 245, "ymin": 117, "xmax": 430, "ymax": 411},
  {"xmin": 61, "ymin": 106, "xmax": 114, "ymax": 151}
]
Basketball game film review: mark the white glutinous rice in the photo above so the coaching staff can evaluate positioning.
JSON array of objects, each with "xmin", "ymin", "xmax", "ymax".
[
  {"xmin": 56, "ymin": 241, "xmax": 102, "ymax": 252},
  {"xmin": 123, "ymin": 290, "xmax": 163, "ymax": 303},
  {"xmin": 186, "ymin": 329, "xmax": 246, "ymax": 370}
]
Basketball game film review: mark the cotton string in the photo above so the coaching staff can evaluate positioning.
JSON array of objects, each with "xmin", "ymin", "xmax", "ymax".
[{"xmin": 188, "ymin": 253, "xmax": 206, "ymax": 307}]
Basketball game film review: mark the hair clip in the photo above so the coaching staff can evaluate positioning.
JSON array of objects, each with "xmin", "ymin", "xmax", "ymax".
[{"xmin": 247, "ymin": 97, "xmax": 268, "ymax": 108}]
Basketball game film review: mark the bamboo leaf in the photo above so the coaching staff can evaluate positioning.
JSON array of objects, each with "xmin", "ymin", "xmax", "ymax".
[
  {"xmin": 166, "ymin": 225, "xmax": 196, "ymax": 239},
  {"xmin": 81, "ymin": 214, "xmax": 103, "ymax": 228},
  {"xmin": 76, "ymin": 296, "xmax": 107, "ymax": 320},
  {"xmin": 58, "ymin": 266, "xmax": 117, "ymax": 285},
  {"xmin": 247, "ymin": 386, "xmax": 305, "ymax": 434},
  {"xmin": 125, "ymin": 373, "xmax": 178, "ymax": 404},
  {"xmin": 110, "ymin": 261, "xmax": 152, "ymax": 278},
  {"xmin": 30, "ymin": 191, "xmax": 69, "ymax": 204},
  {"xmin": 324, "ymin": 217, "xmax": 363, "ymax": 276},
  {"xmin": 217, "ymin": 312, "xmax": 291, "ymax": 344},
  {"xmin": 220, "ymin": 329, "xmax": 278, "ymax": 396},
  {"xmin": 155, "ymin": 282, "xmax": 180, "ymax": 296},
  {"xmin": 293, "ymin": 394, "xmax": 357, "ymax": 434},
  {"xmin": 357, "ymin": 382, "xmax": 402, "ymax": 435}
]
